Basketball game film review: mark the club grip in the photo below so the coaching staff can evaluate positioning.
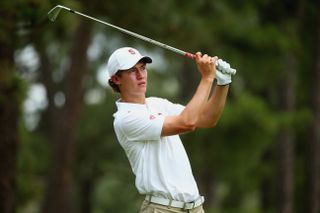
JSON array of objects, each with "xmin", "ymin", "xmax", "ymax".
[
  {"xmin": 184, "ymin": 52, "xmax": 196, "ymax": 59},
  {"xmin": 185, "ymin": 52, "xmax": 236, "ymax": 75}
]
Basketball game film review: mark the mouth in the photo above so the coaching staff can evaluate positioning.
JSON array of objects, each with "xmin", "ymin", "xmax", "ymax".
[{"xmin": 138, "ymin": 82, "xmax": 146, "ymax": 86}]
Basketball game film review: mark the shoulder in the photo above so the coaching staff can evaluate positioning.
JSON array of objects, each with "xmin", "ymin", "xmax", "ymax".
[
  {"xmin": 114, "ymin": 107, "xmax": 144, "ymax": 121},
  {"xmin": 113, "ymin": 109, "xmax": 149, "ymax": 131}
]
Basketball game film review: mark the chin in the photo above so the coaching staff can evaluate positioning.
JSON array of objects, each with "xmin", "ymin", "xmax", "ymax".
[{"xmin": 138, "ymin": 85, "xmax": 147, "ymax": 91}]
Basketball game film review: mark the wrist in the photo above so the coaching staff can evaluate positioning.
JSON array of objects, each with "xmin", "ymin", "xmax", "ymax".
[
  {"xmin": 201, "ymin": 75, "xmax": 215, "ymax": 83},
  {"xmin": 216, "ymin": 77, "xmax": 231, "ymax": 85},
  {"xmin": 216, "ymin": 83, "xmax": 230, "ymax": 87}
]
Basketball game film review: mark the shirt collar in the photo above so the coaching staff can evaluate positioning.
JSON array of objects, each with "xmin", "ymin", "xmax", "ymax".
[{"xmin": 115, "ymin": 99, "xmax": 147, "ymax": 111}]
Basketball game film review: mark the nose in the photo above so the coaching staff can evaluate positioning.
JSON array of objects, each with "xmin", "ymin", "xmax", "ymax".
[{"xmin": 135, "ymin": 68, "xmax": 145, "ymax": 79}]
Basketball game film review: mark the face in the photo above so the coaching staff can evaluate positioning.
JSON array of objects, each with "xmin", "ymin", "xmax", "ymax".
[{"xmin": 112, "ymin": 62, "xmax": 148, "ymax": 99}]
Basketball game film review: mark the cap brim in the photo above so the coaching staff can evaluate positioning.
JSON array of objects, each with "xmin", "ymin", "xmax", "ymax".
[
  {"xmin": 119, "ymin": 56, "xmax": 152, "ymax": 71},
  {"xmin": 139, "ymin": 56, "xmax": 152, "ymax": 64}
]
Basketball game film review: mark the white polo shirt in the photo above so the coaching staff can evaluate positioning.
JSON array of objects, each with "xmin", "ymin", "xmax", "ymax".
[{"xmin": 113, "ymin": 97, "xmax": 200, "ymax": 202}]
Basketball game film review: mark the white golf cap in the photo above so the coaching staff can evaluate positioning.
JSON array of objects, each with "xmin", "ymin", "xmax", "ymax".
[{"xmin": 106, "ymin": 47, "xmax": 152, "ymax": 77}]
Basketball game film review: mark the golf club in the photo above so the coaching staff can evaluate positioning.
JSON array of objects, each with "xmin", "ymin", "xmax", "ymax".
[{"xmin": 48, "ymin": 5, "xmax": 236, "ymax": 75}]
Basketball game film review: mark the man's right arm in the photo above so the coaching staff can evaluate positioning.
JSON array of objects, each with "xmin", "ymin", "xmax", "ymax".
[{"xmin": 161, "ymin": 53, "xmax": 217, "ymax": 136}]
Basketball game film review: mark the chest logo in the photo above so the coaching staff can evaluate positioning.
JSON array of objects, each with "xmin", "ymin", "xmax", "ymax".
[{"xmin": 149, "ymin": 115, "xmax": 156, "ymax": 120}]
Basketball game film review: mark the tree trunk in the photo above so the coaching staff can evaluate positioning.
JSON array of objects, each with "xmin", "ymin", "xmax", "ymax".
[
  {"xmin": 0, "ymin": 5, "xmax": 19, "ymax": 213},
  {"xmin": 260, "ymin": 151, "xmax": 273, "ymax": 212},
  {"xmin": 306, "ymin": 3, "xmax": 320, "ymax": 212},
  {"xmin": 80, "ymin": 178, "xmax": 94, "ymax": 213},
  {"xmin": 200, "ymin": 168, "xmax": 216, "ymax": 208},
  {"xmin": 276, "ymin": 53, "xmax": 296, "ymax": 213},
  {"xmin": 42, "ymin": 20, "xmax": 92, "ymax": 213}
]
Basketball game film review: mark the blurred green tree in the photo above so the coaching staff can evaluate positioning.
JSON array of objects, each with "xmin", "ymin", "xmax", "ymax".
[{"xmin": 8, "ymin": 0, "xmax": 319, "ymax": 213}]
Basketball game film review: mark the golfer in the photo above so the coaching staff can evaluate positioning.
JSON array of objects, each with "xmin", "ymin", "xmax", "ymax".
[{"xmin": 107, "ymin": 47, "xmax": 232, "ymax": 213}]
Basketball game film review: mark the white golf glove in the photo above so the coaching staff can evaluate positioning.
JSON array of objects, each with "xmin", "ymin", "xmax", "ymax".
[
  {"xmin": 215, "ymin": 59, "xmax": 233, "ymax": 85},
  {"xmin": 216, "ymin": 70, "xmax": 232, "ymax": 85}
]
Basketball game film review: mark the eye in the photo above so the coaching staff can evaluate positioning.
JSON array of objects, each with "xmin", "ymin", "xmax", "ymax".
[{"xmin": 140, "ymin": 65, "xmax": 146, "ymax": 71}]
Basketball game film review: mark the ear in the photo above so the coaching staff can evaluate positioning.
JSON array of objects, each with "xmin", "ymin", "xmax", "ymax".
[{"xmin": 111, "ymin": 75, "xmax": 121, "ymax": 85}]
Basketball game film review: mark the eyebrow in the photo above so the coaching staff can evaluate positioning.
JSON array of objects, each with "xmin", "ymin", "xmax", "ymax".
[{"xmin": 129, "ymin": 64, "xmax": 146, "ymax": 71}]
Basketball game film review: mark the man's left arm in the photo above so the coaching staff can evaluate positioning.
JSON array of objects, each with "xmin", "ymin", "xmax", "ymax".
[
  {"xmin": 196, "ymin": 84, "xmax": 229, "ymax": 128},
  {"xmin": 196, "ymin": 62, "xmax": 235, "ymax": 128}
]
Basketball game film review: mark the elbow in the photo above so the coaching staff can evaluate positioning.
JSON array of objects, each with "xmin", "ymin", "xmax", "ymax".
[
  {"xmin": 182, "ymin": 119, "xmax": 198, "ymax": 131},
  {"xmin": 184, "ymin": 121, "xmax": 197, "ymax": 131},
  {"xmin": 179, "ymin": 113, "xmax": 199, "ymax": 131}
]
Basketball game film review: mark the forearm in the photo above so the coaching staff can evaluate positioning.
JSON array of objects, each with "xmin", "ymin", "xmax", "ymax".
[
  {"xmin": 196, "ymin": 84, "xmax": 229, "ymax": 128},
  {"xmin": 180, "ymin": 77, "xmax": 214, "ymax": 126}
]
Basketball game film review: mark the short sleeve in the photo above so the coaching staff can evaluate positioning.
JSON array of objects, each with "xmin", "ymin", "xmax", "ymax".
[
  {"xmin": 115, "ymin": 110, "xmax": 165, "ymax": 141},
  {"xmin": 162, "ymin": 99, "xmax": 185, "ymax": 115}
]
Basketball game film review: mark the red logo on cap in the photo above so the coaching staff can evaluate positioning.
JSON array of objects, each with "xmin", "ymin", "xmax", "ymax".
[{"xmin": 128, "ymin": 49, "xmax": 136, "ymax": 55}]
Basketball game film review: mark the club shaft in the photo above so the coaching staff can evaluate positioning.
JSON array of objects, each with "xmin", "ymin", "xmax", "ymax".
[
  {"xmin": 48, "ymin": 5, "xmax": 236, "ymax": 75},
  {"xmin": 63, "ymin": 8, "xmax": 195, "ymax": 59}
]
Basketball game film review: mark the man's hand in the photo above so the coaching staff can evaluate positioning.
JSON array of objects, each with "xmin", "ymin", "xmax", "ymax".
[
  {"xmin": 195, "ymin": 52, "xmax": 217, "ymax": 81},
  {"xmin": 216, "ymin": 71, "xmax": 232, "ymax": 85},
  {"xmin": 215, "ymin": 59, "xmax": 234, "ymax": 85}
]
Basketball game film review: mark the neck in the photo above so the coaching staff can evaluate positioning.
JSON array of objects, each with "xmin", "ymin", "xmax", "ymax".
[{"xmin": 120, "ymin": 94, "xmax": 145, "ymax": 104}]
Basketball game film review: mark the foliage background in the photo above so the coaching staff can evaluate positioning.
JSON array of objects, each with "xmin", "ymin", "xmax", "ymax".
[{"xmin": 1, "ymin": 0, "xmax": 319, "ymax": 213}]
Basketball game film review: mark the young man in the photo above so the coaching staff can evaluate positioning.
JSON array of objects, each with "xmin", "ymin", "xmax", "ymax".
[{"xmin": 107, "ymin": 47, "xmax": 233, "ymax": 213}]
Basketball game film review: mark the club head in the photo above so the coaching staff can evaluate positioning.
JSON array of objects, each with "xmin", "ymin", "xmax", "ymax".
[
  {"xmin": 48, "ymin": 5, "xmax": 70, "ymax": 22},
  {"xmin": 48, "ymin": 6, "xmax": 62, "ymax": 22}
]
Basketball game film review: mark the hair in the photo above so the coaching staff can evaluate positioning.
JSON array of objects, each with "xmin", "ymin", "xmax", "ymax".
[
  {"xmin": 108, "ymin": 71, "xmax": 123, "ymax": 93},
  {"xmin": 108, "ymin": 78, "xmax": 120, "ymax": 93}
]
